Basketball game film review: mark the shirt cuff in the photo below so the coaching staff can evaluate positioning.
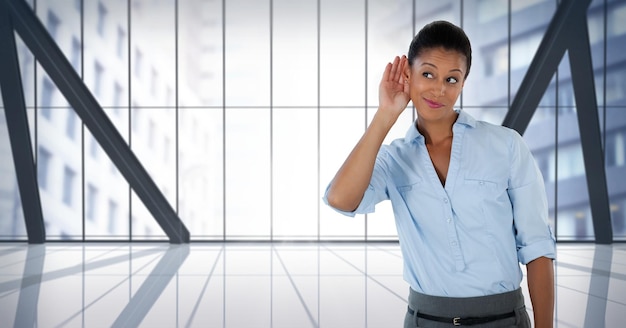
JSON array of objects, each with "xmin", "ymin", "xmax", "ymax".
[
  {"xmin": 322, "ymin": 184, "xmax": 376, "ymax": 217},
  {"xmin": 517, "ymin": 238, "xmax": 556, "ymax": 265}
]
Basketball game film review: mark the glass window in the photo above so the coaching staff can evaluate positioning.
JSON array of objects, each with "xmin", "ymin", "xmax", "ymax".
[
  {"xmin": 116, "ymin": 26, "xmax": 126, "ymax": 59},
  {"xmin": 272, "ymin": 108, "xmax": 318, "ymax": 239},
  {"xmin": 37, "ymin": 147, "xmax": 52, "ymax": 191},
  {"xmin": 319, "ymin": 108, "xmax": 366, "ymax": 240},
  {"xmin": 273, "ymin": 0, "xmax": 317, "ymax": 107},
  {"xmin": 108, "ymin": 199, "xmax": 118, "ymax": 233},
  {"xmin": 46, "ymin": 10, "xmax": 60, "ymax": 39},
  {"xmin": 94, "ymin": 60, "xmax": 104, "ymax": 97},
  {"xmin": 225, "ymin": 108, "xmax": 270, "ymax": 239},
  {"xmin": 225, "ymin": 0, "xmax": 270, "ymax": 106},
  {"xmin": 131, "ymin": 108, "xmax": 176, "ymax": 240},
  {"xmin": 147, "ymin": 119, "xmax": 155, "ymax": 149},
  {"xmin": 150, "ymin": 67, "xmax": 158, "ymax": 96},
  {"xmin": 71, "ymin": 37, "xmax": 81, "ymax": 73},
  {"xmin": 607, "ymin": 130, "xmax": 625, "ymax": 167},
  {"xmin": 178, "ymin": 0, "xmax": 223, "ymax": 107},
  {"xmin": 41, "ymin": 77, "xmax": 55, "ymax": 118},
  {"xmin": 65, "ymin": 108, "xmax": 78, "ymax": 140},
  {"xmin": 131, "ymin": 0, "xmax": 175, "ymax": 107},
  {"xmin": 113, "ymin": 82, "xmax": 124, "ymax": 109},
  {"xmin": 97, "ymin": 2, "xmax": 107, "ymax": 37},
  {"xmin": 609, "ymin": 2, "xmax": 626, "ymax": 37},
  {"xmin": 62, "ymin": 166, "xmax": 76, "ymax": 206},
  {"xmin": 134, "ymin": 48, "xmax": 143, "ymax": 78},
  {"xmin": 179, "ymin": 108, "xmax": 224, "ymax": 240},
  {"xmin": 89, "ymin": 133, "xmax": 98, "ymax": 159},
  {"xmin": 320, "ymin": 0, "xmax": 365, "ymax": 107},
  {"xmin": 86, "ymin": 183, "xmax": 98, "ymax": 221}
]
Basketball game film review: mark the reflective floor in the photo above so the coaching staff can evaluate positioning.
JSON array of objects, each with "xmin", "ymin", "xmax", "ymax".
[{"xmin": 0, "ymin": 243, "xmax": 624, "ymax": 328}]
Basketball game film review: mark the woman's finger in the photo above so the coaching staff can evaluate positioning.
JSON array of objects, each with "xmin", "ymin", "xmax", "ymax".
[
  {"xmin": 382, "ymin": 61, "xmax": 392, "ymax": 82},
  {"xmin": 390, "ymin": 56, "xmax": 400, "ymax": 82}
]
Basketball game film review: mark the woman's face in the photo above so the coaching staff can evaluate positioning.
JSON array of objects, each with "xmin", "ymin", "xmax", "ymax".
[{"xmin": 404, "ymin": 47, "xmax": 467, "ymax": 123}]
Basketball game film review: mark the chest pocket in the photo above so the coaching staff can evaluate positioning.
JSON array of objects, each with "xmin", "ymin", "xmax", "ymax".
[{"xmin": 461, "ymin": 178, "xmax": 504, "ymax": 199}]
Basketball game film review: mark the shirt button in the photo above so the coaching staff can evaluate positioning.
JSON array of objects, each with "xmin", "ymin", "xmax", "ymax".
[
  {"xmin": 479, "ymin": 181, "xmax": 484, "ymax": 185},
  {"xmin": 443, "ymin": 198, "xmax": 449, "ymax": 203},
  {"xmin": 451, "ymin": 241, "xmax": 457, "ymax": 246},
  {"xmin": 447, "ymin": 218, "xmax": 451, "ymax": 223}
]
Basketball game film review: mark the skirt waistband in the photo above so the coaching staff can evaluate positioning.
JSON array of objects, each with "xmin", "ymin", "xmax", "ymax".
[{"xmin": 408, "ymin": 288, "xmax": 525, "ymax": 318}]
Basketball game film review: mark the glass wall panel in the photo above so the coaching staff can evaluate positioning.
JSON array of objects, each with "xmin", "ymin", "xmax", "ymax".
[
  {"xmin": 84, "ymin": 0, "xmax": 129, "ymax": 108},
  {"xmin": 81, "ymin": 0, "xmax": 130, "ymax": 240},
  {"xmin": 320, "ymin": 0, "xmax": 365, "ymax": 107},
  {"xmin": 606, "ymin": 107, "xmax": 626, "ymax": 240},
  {"xmin": 0, "ymin": 106, "xmax": 27, "ymax": 240},
  {"xmin": 225, "ymin": 108, "xmax": 271, "ymax": 239},
  {"xmin": 463, "ymin": 0, "xmax": 509, "ymax": 107},
  {"xmin": 179, "ymin": 108, "xmax": 224, "ymax": 239},
  {"xmin": 509, "ymin": 0, "xmax": 555, "ymax": 106},
  {"xmin": 273, "ymin": 0, "xmax": 317, "ymax": 107},
  {"xmin": 273, "ymin": 108, "xmax": 318, "ymax": 240},
  {"xmin": 587, "ymin": 0, "xmax": 606, "ymax": 108},
  {"xmin": 84, "ymin": 108, "xmax": 130, "ymax": 240},
  {"xmin": 367, "ymin": 0, "xmax": 413, "ymax": 107},
  {"xmin": 179, "ymin": 0, "xmax": 223, "ymax": 108},
  {"xmin": 415, "ymin": 0, "xmax": 461, "ymax": 28},
  {"xmin": 524, "ymin": 107, "xmax": 557, "ymax": 234},
  {"xmin": 225, "ymin": 0, "xmax": 270, "ymax": 107},
  {"xmin": 556, "ymin": 76, "xmax": 594, "ymax": 240},
  {"xmin": 131, "ymin": 107, "xmax": 176, "ymax": 240},
  {"xmin": 319, "ymin": 108, "xmax": 365, "ymax": 240},
  {"xmin": 31, "ymin": 1, "xmax": 83, "ymax": 240},
  {"xmin": 130, "ymin": 0, "xmax": 175, "ymax": 108},
  {"xmin": 606, "ymin": 0, "xmax": 626, "ymax": 106}
]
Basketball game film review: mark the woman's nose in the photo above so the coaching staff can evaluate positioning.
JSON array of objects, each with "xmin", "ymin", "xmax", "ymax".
[{"xmin": 432, "ymin": 79, "xmax": 445, "ymax": 96}]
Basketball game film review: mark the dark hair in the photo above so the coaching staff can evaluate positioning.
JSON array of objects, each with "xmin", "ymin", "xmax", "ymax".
[{"xmin": 408, "ymin": 21, "xmax": 472, "ymax": 79}]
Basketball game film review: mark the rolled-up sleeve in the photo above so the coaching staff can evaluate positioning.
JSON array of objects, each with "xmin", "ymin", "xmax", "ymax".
[
  {"xmin": 507, "ymin": 131, "xmax": 556, "ymax": 264},
  {"xmin": 322, "ymin": 150, "xmax": 390, "ymax": 217}
]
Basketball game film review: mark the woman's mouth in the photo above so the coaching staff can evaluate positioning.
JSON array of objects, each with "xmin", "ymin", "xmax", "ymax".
[{"xmin": 424, "ymin": 98, "xmax": 444, "ymax": 109}]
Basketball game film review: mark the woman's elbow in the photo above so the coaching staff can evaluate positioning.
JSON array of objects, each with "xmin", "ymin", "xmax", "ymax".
[{"xmin": 326, "ymin": 189, "xmax": 359, "ymax": 213}]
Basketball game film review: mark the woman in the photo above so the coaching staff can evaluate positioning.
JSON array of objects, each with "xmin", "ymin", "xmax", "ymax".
[{"xmin": 324, "ymin": 21, "xmax": 555, "ymax": 327}]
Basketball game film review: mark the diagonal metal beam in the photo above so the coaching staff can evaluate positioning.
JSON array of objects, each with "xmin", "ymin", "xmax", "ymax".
[
  {"xmin": 503, "ymin": 0, "xmax": 612, "ymax": 244},
  {"xmin": 3, "ymin": 0, "xmax": 190, "ymax": 243},
  {"xmin": 0, "ymin": 0, "xmax": 45, "ymax": 244},
  {"xmin": 568, "ymin": 14, "xmax": 612, "ymax": 244}
]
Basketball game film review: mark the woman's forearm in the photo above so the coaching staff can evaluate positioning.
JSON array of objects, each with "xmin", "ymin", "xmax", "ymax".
[{"xmin": 527, "ymin": 256, "xmax": 555, "ymax": 328}]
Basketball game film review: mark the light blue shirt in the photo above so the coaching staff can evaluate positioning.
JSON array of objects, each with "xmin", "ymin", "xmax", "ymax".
[{"xmin": 324, "ymin": 110, "xmax": 556, "ymax": 297}]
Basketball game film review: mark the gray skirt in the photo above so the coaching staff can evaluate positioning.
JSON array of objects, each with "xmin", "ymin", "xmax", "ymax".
[{"xmin": 404, "ymin": 288, "xmax": 531, "ymax": 328}]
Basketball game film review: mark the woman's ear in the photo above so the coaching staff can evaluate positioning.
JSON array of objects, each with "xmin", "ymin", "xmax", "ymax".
[{"xmin": 403, "ymin": 66, "xmax": 411, "ymax": 84}]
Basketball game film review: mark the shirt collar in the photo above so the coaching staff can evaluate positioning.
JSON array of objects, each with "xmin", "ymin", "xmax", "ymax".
[{"xmin": 404, "ymin": 109, "xmax": 477, "ymax": 143}]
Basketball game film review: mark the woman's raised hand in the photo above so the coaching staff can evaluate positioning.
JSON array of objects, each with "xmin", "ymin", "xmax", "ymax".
[{"xmin": 378, "ymin": 55, "xmax": 410, "ymax": 119}]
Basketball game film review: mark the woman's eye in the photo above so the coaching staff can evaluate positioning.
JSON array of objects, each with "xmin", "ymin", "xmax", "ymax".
[
  {"xmin": 422, "ymin": 72, "xmax": 433, "ymax": 79},
  {"xmin": 447, "ymin": 77, "xmax": 458, "ymax": 84}
]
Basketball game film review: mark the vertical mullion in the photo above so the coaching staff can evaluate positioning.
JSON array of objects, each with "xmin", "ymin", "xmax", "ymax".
[
  {"xmin": 270, "ymin": 0, "xmax": 274, "ymax": 241},
  {"xmin": 175, "ymin": 0, "xmax": 179, "ymax": 222},
  {"xmin": 554, "ymin": 0, "xmax": 560, "ymax": 242},
  {"xmin": 316, "ymin": 0, "xmax": 321, "ymax": 241},
  {"xmin": 127, "ymin": 0, "xmax": 132, "ymax": 241},
  {"xmin": 222, "ymin": 0, "xmax": 226, "ymax": 241},
  {"xmin": 80, "ymin": 0, "xmax": 85, "ymax": 241},
  {"xmin": 364, "ymin": 0, "xmax": 368, "ymax": 241}
]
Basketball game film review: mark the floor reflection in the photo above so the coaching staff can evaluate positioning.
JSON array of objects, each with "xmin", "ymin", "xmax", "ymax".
[{"xmin": 0, "ymin": 243, "xmax": 623, "ymax": 327}]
